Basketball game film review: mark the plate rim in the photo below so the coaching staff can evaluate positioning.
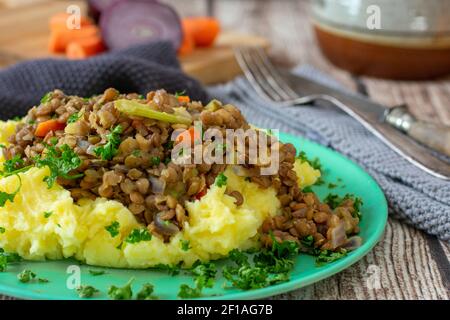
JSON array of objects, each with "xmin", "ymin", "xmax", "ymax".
[{"xmin": 0, "ymin": 133, "xmax": 388, "ymax": 300}]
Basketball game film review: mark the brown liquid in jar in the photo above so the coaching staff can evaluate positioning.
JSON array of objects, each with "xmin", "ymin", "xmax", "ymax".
[{"xmin": 314, "ymin": 23, "xmax": 450, "ymax": 80}]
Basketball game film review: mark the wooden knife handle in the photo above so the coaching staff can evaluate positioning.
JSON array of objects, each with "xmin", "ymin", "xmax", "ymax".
[{"xmin": 408, "ymin": 121, "xmax": 450, "ymax": 157}]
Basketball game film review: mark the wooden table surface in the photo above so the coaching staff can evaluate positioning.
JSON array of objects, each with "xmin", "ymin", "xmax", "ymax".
[{"xmin": 1, "ymin": 0, "xmax": 449, "ymax": 300}]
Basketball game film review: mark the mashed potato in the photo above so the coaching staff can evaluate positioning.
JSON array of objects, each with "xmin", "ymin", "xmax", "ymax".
[{"xmin": 0, "ymin": 121, "xmax": 320, "ymax": 268}]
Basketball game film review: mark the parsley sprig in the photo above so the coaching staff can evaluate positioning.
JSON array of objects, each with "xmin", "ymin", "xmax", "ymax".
[
  {"xmin": 0, "ymin": 249, "xmax": 21, "ymax": 272},
  {"xmin": 125, "ymin": 228, "xmax": 152, "ymax": 244},
  {"xmin": 178, "ymin": 261, "xmax": 216, "ymax": 299},
  {"xmin": 0, "ymin": 175, "xmax": 22, "ymax": 207},
  {"xmin": 77, "ymin": 285, "xmax": 99, "ymax": 298},
  {"xmin": 215, "ymin": 173, "xmax": 227, "ymax": 187},
  {"xmin": 94, "ymin": 125, "xmax": 123, "ymax": 160},
  {"xmin": 34, "ymin": 143, "xmax": 83, "ymax": 188},
  {"xmin": 223, "ymin": 239, "xmax": 299, "ymax": 290}
]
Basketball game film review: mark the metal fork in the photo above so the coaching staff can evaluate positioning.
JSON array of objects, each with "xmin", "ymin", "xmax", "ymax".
[
  {"xmin": 234, "ymin": 46, "xmax": 450, "ymax": 180},
  {"xmin": 234, "ymin": 46, "xmax": 320, "ymax": 106}
]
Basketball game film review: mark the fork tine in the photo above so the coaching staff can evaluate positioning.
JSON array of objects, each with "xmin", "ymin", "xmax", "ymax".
[
  {"xmin": 246, "ymin": 48, "xmax": 294, "ymax": 100},
  {"xmin": 234, "ymin": 47, "xmax": 285, "ymax": 102},
  {"xmin": 252, "ymin": 47, "xmax": 299, "ymax": 99}
]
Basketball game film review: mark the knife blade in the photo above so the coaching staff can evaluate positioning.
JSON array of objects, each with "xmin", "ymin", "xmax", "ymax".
[{"xmin": 281, "ymin": 71, "xmax": 450, "ymax": 180}]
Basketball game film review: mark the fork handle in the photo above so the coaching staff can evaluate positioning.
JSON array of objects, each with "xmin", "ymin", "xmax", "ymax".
[
  {"xmin": 385, "ymin": 106, "xmax": 450, "ymax": 157},
  {"xmin": 409, "ymin": 122, "xmax": 450, "ymax": 157}
]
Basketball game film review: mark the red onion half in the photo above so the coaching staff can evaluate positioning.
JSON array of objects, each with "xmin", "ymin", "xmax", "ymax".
[
  {"xmin": 89, "ymin": 0, "xmax": 121, "ymax": 13},
  {"xmin": 99, "ymin": 0, "xmax": 183, "ymax": 50}
]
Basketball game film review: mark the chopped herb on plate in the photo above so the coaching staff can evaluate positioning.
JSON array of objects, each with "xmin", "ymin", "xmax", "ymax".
[
  {"xmin": 105, "ymin": 221, "xmax": 120, "ymax": 238},
  {"xmin": 125, "ymin": 228, "xmax": 152, "ymax": 244},
  {"xmin": 77, "ymin": 285, "xmax": 99, "ymax": 298},
  {"xmin": 108, "ymin": 278, "xmax": 134, "ymax": 300},
  {"xmin": 94, "ymin": 125, "xmax": 123, "ymax": 161}
]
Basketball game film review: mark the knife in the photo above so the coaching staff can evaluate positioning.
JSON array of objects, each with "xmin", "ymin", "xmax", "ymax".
[{"xmin": 281, "ymin": 71, "xmax": 450, "ymax": 180}]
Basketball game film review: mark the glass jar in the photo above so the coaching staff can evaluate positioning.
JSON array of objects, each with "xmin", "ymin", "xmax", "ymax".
[{"xmin": 311, "ymin": 0, "xmax": 450, "ymax": 79}]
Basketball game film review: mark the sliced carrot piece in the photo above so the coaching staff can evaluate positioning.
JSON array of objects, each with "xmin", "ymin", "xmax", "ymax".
[
  {"xmin": 182, "ymin": 17, "xmax": 220, "ymax": 47},
  {"xmin": 49, "ymin": 12, "xmax": 92, "ymax": 32},
  {"xmin": 66, "ymin": 36, "xmax": 105, "ymax": 59},
  {"xmin": 178, "ymin": 32, "xmax": 195, "ymax": 55},
  {"xmin": 177, "ymin": 95, "xmax": 190, "ymax": 103},
  {"xmin": 35, "ymin": 120, "xmax": 66, "ymax": 137},
  {"xmin": 175, "ymin": 127, "xmax": 201, "ymax": 145},
  {"xmin": 195, "ymin": 187, "xmax": 207, "ymax": 200},
  {"xmin": 48, "ymin": 25, "xmax": 99, "ymax": 53}
]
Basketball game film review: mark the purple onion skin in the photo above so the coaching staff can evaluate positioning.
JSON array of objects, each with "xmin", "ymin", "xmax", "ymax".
[
  {"xmin": 88, "ymin": 0, "xmax": 159, "ymax": 23},
  {"xmin": 88, "ymin": 0, "xmax": 121, "ymax": 13},
  {"xmin": 100, "ymin": 0, "xmax": 182, "ymax": 51}
]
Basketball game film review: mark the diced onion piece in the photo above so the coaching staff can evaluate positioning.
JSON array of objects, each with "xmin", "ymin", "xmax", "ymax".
[{"xmin": 342, "ymin": 236, "xmax": 363, "ymax": 251}]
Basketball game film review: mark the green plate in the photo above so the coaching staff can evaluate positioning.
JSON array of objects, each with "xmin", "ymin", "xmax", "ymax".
[{"xmin": 0, "ymin": 132, "xmax": 387, "ymax": 300}]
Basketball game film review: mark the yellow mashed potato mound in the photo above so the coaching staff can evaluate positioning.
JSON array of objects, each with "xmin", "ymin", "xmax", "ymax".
[{"xmin": 0, "ymin": 121, "xmax": 320, "ymax": 268}]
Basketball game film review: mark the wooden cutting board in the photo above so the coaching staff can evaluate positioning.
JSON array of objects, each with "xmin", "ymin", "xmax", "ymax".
[{"xmin": 0, "ymin": 0, "xmax": 269, "ymax": 84}]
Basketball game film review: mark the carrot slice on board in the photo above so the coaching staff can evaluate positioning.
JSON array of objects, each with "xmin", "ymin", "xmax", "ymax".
[
  {"xmin": 48, "ymin": 25, "xmax": 99, "ymax": 53},
  {"xmin": 35, "ymin": 120, "xmax": 66, "ymax": 137},
  {"xmin": 178, "ymin": 28, "xmax": 195, "ymax": 55},
  {"xmin": 66, "ymin": 36, "xmax": 105, "ymax": 59},
  {"xmin": 49, "ymin": 12, "xmax": 92, "ymax": 31},
  {"xmin": 182, "ymin": 17, "xmax": 220, "ymax": 47}
]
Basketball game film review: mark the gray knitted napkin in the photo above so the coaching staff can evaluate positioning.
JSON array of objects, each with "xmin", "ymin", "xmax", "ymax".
[{"xmin": 208, "ymin": 65, "xmax": 450, "ymax": 241}]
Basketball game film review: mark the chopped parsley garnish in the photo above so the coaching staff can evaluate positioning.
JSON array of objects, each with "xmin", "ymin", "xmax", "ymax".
[
  {"xmin": 124, "ymin": 228, "xmax": 152, "ymax": 244},
  {"xmin": 0, "ymin": 249, "xmax": 21, "ymax": 272},
  {"xmin": 67, "ymin": 112, "xmax": 81, "ymax": 124},
  {"xmin": 180, "ymin": 239, "xmax": 191, "ymax": 251},
  {"xmin": 94, "ymin": 125, "xmax": 123, "ymax": 160},
  {"xmin": 43, "ymin": 211, "xmax": 53, "ymax": 218},
  {"xmin": 2, "ymin": 155, "xmax": 24, "ymax": 175},
  {"xmin": 296, "ymin": 151, "xmax": 308, "ymax": 162},
  {"xmin": 38, "ymin": 278, "xmax": 49, "ymax": 283},
  {"xmin": 89, "ymin": 270, "xmax": 106, "ymax": 276},
  {"xmin": 108, "ymin": 278, "xmax": 133, "ymax": 300},
  {"xmin": 163, "ymin": 157, "xmax": 171, "ymax": 165},
  {"xmin": 309, "ymin": 157, "xmax": 322, "ymax": 171},
  {"xmin": 35, "ymin": 143, "xmax": 83, "ymax": 188},
  {"xmin": 131, "ymin": 149, "xmax": 141, "ymax": 157},
  {"xmin": 300, "ymin": 235, "xmax": 314, "ymax": 248},
  {"xmin": 328, "ymin": 182, "xmax": 338, "ymax": 189},
  {"xmin": 315, "ymin": 249, "xmax": 347, "ymax": 266},
  {"xmin": 0, "ymin": 227, "xmax": 4, "ymax": 234},
  {"xmin": 296, "ymin": 151, "xmax": 322, "ymax": 171},
  {"xmin": 215, "ymin": 173, "xmax": 227, "ymax": 187},
  {"xmin": 0, "ymin": 175, "xmax": 22, "ymax": 207},
  {"xmin": 178, "ymin": 261, "xmax": 216, "ymax": 299},
  {"xmin": 324, "ymin": 193, "xmax": 363, "ymax": 219},
  {"xmin": 77, "ymin": 285, "xmax": 99, "ymax": 298},
  {"xmin": 136, "ymin": 283, "xmax": 158, "ymax": 300},
  {"xmin": 314, "ymin": 177, "xmax": 325, "ymax": 186},
  {"xmin": 40, "ymin": 92, "xmax": 52, "ymax": 104},
  {"xmin": 154, "ymin": 263, "xmax": 182, "ymax": 276},
  {"xmin": 174, "ymin": 90, "xmax": 186, "ymax": 98},
  {"xmin": 163, "ymin": 140, "xmax": 174, "ymax": 150},
  {"xmin": 223, "ymin": 238, "xmax": 299, "ymax": 290},
  {"xmin": 150, "ymin": 156, "xmax": 160, "ymax": 166},
  {"xmin": 17, "ymin": 269, "xmax": 36, "ymax": 283},
  {"xmin": 105, "ymin": 221, "xmax": 120, "ymax": 238}
]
